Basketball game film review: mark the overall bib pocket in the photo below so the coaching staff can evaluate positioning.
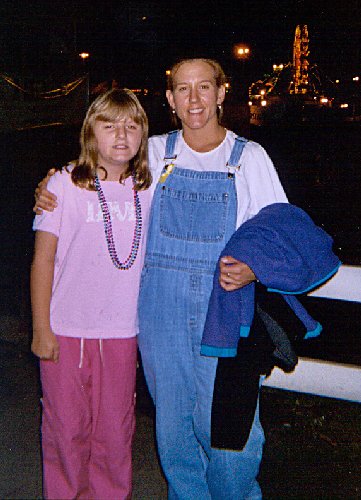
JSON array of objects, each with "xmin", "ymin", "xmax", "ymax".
[{"xmin": 159, "ymin": 186, "xmax": 229, "ymax": 242}]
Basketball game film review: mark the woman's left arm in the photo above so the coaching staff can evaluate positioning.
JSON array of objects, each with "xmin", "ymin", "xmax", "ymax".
[{"xmin": 220, "ymin": 142, "xmax": 286, "ymax": 291}]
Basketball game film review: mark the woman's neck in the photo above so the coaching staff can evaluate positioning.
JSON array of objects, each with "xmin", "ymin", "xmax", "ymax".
[{"xmin": 182, "ymin": 124, "xmax": 226, "ymax": 153}]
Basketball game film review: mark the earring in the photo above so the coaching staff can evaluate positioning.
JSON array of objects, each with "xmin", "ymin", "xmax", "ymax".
[
  {"xmin": 171, "ymin": 109, "xmax": 176, "ymax": 114},
  {"xmin": 217, "ymin": 104, "xmax": 222, "ymax": 111}
]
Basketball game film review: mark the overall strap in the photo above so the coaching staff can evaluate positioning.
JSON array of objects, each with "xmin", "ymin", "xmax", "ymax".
[
  {"xmin": 227, "ymin": 136, "xmax": 248, "ymax": 168},
  {"xmin": 164, "ymin": 130, "xmax": 179, "ymax": 162},
  {"xmin": 159, "ymin": 130, "xmax": 179, "ymax": 183}
]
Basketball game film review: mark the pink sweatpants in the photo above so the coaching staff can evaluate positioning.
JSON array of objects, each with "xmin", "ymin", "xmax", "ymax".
[{"xmin": 40, "ymin": 335, "xmax": 137, "ymax": 499}]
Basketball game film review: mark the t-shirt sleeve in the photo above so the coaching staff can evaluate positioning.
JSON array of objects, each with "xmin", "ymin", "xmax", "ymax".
[
  {"xmin": 148, "ymin": 135, "xmax": 168, "ymax": 195},
  {"xmin": 236, "ymin": 141, "xmax": 288, "ymax": 226},
  {"xmin": 32, "ymin": 170, "xmax": 66, "ymax": 237}
]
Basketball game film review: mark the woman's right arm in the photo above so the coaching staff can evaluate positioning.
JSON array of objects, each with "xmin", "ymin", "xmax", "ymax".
[
  {"xmin": 30, "ymin": 230, "xmax": 60, "ymax": 362},
  {"xmin": 33, "ymin": 169, "xmax": 58, "ymax": 214}
]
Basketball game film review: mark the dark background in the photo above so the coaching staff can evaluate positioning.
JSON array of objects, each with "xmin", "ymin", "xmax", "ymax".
[
  {"xmin": 0, "ymin": 1, "xmax": 360, "ymax": 364},
  {"xmin": 1, "ymin": 0, "xmax": 360, "ymax": 90},
  {"xmin": 0, "ymin": 4, "xmax": 360, "ymax": 497}
]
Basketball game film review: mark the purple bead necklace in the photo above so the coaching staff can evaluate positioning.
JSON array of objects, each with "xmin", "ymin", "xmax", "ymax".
[{"xmin": 94, "ymin": 173, "xmax": 142, "ymax": 270}]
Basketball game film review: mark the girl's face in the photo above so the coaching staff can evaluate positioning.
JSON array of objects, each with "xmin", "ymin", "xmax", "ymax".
[
  {"xmin": 166, "ymin": 60, "xmax": 225, "ymax": 132},
  {"xmin": 93, "ymin": 116, "xmax": 142, "ymax": 173}
]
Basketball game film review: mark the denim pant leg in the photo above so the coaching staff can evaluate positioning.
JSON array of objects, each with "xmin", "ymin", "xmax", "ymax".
[
  {"xmin": 192, "ymin": 289, "xmax": 265, "ymax": 499},
  {"xmin": 207, "ymin": 401, "xmax": 265, "ymax": 499},
  {"xmin": 191, "ymin": 273, "xmax": 265, "ymax": 500},
  {"xmin": 195, "ymin": 368, "xmax": 264, "ymax": 499},
  {"xmin": 138, "ymin": 267, "xmax": 211, "ymax": 500},
  {"xmin": 194, "ymin": 378, "xmax": 264, "ymax": 499}
]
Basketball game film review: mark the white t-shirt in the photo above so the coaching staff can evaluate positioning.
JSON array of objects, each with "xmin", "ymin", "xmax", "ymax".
[{"xmin": 148, "ymin": 130, "xmax": 288, "ymax": 228}]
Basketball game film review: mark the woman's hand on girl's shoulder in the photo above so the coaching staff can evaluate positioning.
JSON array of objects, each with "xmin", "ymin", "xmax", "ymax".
[
  {"xmin": 33, "ymin": 168, "xmax": 58, "ymax": 214},
  {"xmin": 31, "ymin": 328, "xmax": 60, "ymax": 362}
]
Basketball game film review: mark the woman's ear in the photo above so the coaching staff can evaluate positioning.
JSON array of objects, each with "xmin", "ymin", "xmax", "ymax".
[
  {"xmin": 166, "ymin": 89, "xmax": 175, "ymax": 110},
  {"xmin": 217, "ymin": 85, "xmax": 226, "ymax": 105}
]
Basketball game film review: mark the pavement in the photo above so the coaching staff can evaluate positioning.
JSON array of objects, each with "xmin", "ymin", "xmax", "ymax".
[{"xmin": 0, "ymin": 317, "xmax": 360, "ymax": 499}]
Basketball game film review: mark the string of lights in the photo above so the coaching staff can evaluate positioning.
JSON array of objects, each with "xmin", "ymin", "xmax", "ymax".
[{"xmin": 0, "ymin": 74, "xmax": 87, "ymax": 99}]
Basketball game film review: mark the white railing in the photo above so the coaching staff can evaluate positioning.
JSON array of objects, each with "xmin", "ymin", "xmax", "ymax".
[{"xmin": 263, "ymin": 265, "xmax": 361, "ymax": 402}]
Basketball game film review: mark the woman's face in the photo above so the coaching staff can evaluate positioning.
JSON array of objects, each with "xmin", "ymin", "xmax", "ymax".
[{"xmin": 166, "ymin": 60, "xmax": 225, "ymax": 132}]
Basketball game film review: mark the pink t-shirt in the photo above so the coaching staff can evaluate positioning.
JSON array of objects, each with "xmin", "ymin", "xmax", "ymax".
[{"xmin": 33, "ymin": 169, "xmax": 151, "ymax": 339}]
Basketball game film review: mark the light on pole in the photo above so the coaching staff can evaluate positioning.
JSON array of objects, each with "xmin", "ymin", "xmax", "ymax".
[
  {"xmin": 234, "ymin": 44, "xmax": 250, "ymax": 60},
  {"xmin": 79, "ymin": 52, "xmax": 90, "ymax": 62},
  {"xmin": 79, "ymin": 52, "xmax": 90, "ymax": 108},
  {"xmin": 233, "ymin": 44, "xmax": 251, "ymax": 101}
]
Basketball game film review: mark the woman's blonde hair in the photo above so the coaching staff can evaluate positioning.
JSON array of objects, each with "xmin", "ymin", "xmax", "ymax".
[
  {"xmin": 167, "ymin": 58, "xmax": 227, "ymax": 91},
  {"xmin": 166, "ymin": 58, "xmax": 227, "ymax": 125},
  {"xmin": 71, "ymin": 88, "xmax": 151, "ymax": 191}
]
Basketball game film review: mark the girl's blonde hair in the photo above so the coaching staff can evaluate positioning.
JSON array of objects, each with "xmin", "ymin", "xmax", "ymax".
[
  {"xmin": 71, "ymin": 88, "xmax": 151, "ymax": 191},
  {"xmin": 166, "ymin": 58, "xmax": 227, "ymax": 125}
]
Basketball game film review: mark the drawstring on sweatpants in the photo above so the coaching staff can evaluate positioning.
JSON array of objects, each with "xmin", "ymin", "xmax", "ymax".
[
  {"xmin": 79, "ymin": 338, "xmax": 85, "ymax": 368},
  {"xmin": 99, "ymin": 339, "xmax": 104, "ymax": 365},
  {"xmin": 78, "ymin": 338, "xmax": 105, "ymax": 368}
]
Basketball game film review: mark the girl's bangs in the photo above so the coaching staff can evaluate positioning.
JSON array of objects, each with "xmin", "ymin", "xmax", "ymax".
[{"xmin": 95, "ymin": 99, "xmax": 143, "ymax": 124}]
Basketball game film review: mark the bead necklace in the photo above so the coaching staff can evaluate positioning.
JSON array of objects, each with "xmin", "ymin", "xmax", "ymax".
[{"xmin": 94, "ymin": 174, "xmax": 142, "ymax": 270}]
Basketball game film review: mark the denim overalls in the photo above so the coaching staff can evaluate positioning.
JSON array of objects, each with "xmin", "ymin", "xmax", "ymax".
[{"xmin": 138, "ymin": 131, "xmax": 265, "ymax": 499}]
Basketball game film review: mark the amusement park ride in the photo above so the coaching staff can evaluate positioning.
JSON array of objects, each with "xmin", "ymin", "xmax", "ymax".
[
  {"xmin": 247, "ymin": 26, "xmax": 361, "ymax": 403},
  {"xmin": 249, "ymin": 25, "xmax": 353, "ymax": 125}
]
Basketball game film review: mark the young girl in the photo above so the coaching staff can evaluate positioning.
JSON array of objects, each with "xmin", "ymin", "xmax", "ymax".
[{"xmin": 31, "ymin": 88, "xmax": 151, "ymax": 499}]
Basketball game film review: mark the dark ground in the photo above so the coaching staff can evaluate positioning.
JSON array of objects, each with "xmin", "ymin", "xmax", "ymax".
[
  {"xmin": 0, "ymin": 334, "xmax": 360, "ymax": 499},
  {"xmin": 0, "ymin": 117, "xmax": 360, "ymax": 498}
]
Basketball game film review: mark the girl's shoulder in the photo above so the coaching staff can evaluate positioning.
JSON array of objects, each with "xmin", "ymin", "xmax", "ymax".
[
  {"xmin": 47, "ymin": 165, "xmax": 74, "ymax": 192},
  {"xmin": 50, "ymin": 164, "xmax": 73, "ymax": 177}
]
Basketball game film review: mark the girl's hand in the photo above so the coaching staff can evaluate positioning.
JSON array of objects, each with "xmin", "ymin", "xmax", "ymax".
[
  {"xmin": 219, "ymin": 256, "xmax": 256, "ymax": 291},
  {"xmin": 33, "ymin": 169, "xmax": 58, "ymax": 214},
  {"xmin": 31, "ymin": 329, "xmax": 60, "ymax": 362}
]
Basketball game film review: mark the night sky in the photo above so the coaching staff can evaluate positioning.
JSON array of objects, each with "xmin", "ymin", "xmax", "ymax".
[{"xmin": 1, "ymin": 0, "xmax": 360, "ymax": 90}]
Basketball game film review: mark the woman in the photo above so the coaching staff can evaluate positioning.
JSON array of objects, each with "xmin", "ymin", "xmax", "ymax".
[
  {"xmin": 35, "ymin": 58, "xmax": 288, "ymax": 499},
  {"xmin": 138, "ymin": 58, "xmax": 287, "ymax": 499}
]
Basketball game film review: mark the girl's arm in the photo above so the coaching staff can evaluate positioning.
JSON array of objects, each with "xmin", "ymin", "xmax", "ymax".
[{"xmin": 30, "ymin": 230, "xmax": 59, "ymax": 362}]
